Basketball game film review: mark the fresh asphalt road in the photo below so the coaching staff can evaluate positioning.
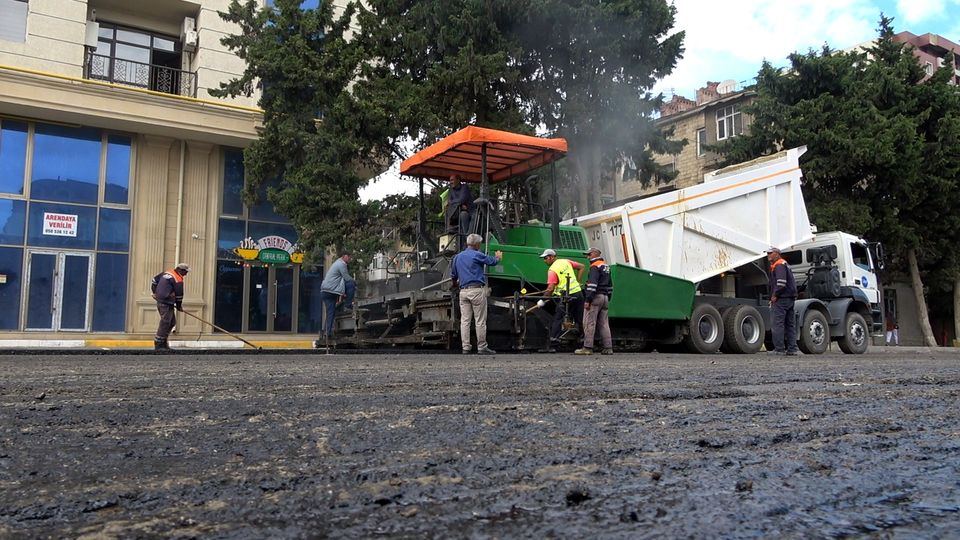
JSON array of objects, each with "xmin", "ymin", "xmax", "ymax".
[{"xmin": 1, "ymin": 350, "xmax": 958, "ymax": 538}]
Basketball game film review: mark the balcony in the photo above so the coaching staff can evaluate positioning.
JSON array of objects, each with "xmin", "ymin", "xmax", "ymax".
[{"xmin": 84, "ymin": 52, "xmax": 197, "ymax": 98}]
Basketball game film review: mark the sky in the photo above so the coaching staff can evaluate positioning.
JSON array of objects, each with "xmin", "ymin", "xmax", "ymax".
[{"xmin": 360, "ymin": 0, "xmax": 960, "ymax": 201}]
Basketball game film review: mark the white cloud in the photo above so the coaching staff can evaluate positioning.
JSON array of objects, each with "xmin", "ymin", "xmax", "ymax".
[
  {"xmin": 656, "ymin": 0, "xmax": 880, "ymax": 99},
  {"xmin": 895, "ymin": 0, "xmax": 954, "ymax": 24}
]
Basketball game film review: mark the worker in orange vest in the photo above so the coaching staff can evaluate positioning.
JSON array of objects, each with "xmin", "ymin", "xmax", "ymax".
[{"xmin": 151, "ymin": 263, "xmax": 190, "ymax": 351}]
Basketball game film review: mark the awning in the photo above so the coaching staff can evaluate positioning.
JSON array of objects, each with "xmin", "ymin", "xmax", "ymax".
[{"xmin": 400, "ymin": 126, "xmax": 568, "ymax": 184}]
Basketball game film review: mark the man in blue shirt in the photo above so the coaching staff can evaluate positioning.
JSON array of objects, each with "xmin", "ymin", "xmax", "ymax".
[
  {"xmin": 451, "ymin": 233, "xmax": 503, "ymax": 355},
  {"xmin": 320, "ymin": 251, "xmax": 355, "ymax": 342}
]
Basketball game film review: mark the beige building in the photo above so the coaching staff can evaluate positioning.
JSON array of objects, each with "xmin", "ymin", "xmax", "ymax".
[
  {"xmin": 609, "ymin": 81, "xmax": 755, "ymax": 204},
  {"xmin": 0, "ymin": 0, "xmax": 349, "ymax": 346}
]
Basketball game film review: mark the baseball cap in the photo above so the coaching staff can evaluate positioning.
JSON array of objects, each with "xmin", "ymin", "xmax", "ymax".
[
  {"xmin": 175, "ymin": 263, "xmax": 191, "ymax": 273},
  {"xmin": 538, "ymin": 249, "xmax": 557, "ymax": 258},
  {"xmin": 583, "ymin": 247, "xmax": 602, "ymax": 256},
  {"xmin": 765, "ymin": 247, "xmax": 781, "ymax": 254}
]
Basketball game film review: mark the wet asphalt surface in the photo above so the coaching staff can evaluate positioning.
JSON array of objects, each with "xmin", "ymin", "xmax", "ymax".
[{"xmin": 1, "ymin": 350, "xmax": 959, "ymax": 539}]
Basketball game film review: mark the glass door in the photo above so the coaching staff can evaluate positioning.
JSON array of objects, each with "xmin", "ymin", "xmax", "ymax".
[
  {"xmin": 273, "ymin": 266, "xmax": 295, "ymax": 332},
  {"xmin": 25, "ymin": 251, "xmax": 94, "ymax": 331}
]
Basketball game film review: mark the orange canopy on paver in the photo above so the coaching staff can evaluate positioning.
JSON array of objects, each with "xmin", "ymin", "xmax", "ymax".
[{"xmin": 400, "ymin": 126, "xmax": 568, "ymax": 184}]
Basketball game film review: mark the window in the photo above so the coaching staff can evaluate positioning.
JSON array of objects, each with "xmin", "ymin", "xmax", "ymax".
[
  {"xmin": 92, "ymin": 253, "xmax": 128, "ymax": 331},
  {"xmin": 31, "ymin": 124, "xmax": 102, "ymax": 204},
  {"xmin": 0, "ymin": 199, "xmax": 26, "ymax": 245},
  {"xmin": 716, "ymin": 104, "xmax": 743, "ymax": 141},
  {"xmin": 0, "ymin": 0, "xmax": 28, "ymax": 43},
  {"xmin": 782, "ymin": 250, "xmax": 803, "ymax": 265},
  {"xmin": 221, "ymin": 149, "xmax": 244, "ymax": 215},
  {"xmin": 97, "ymin": 208, "xmax": 130, "ymax": 251},
  {"xmin": 104, "ymin": 135, "xmax": 132, "ymax": 204},
  {"xmin": 0, "ymin": 120, "xmax": 27, "ymax": 194},
  {"xmin": 27, "ymin": 202, "xmax": 97, "ymax": 249},
  {"xmin": 0, "ymin": 247, "xmax": 22, "ymax": 330},
  {"xmin": 1, "ymin": 120, "xmax": 132, "ymax": 332},
  {"xmin": 850, "ymin": 242, "xmax": 871, "ymax": 271},
  {"xmin": 88, "ymin": 22, "xmax": 193, "ymax": 96},
  {"xmin": 696, "ymin": 128, "xmax": 707, "ymax": 157}
]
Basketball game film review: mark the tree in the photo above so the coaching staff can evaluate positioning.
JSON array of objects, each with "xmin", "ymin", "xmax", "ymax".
[
  {"xmin": 516, "ymin": 0, "xmax": 686, "ymax": 213},
  {"xmin": 212, "ymin": 0, "xmax": 373, "ymax": 263},
  {"xmin": 719, "ymin": 16, "xmax": 960, "ymax": 347}
]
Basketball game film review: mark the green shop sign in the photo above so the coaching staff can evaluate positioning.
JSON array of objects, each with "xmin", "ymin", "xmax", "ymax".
[{"xmin": 258, "ymin": 248, "xmax": 291, "ymax": 264}]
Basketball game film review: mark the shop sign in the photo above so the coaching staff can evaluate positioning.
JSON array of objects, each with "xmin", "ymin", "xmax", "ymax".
[
  {"xmin": 43, "ymin": 213, "xmax": 78, "ymax": 237},
  {"xmin": 234, "ymin": 236, "xmax": 303, "ymax": 264},
  {"xmin": 258, "ymin": 248, "xmax": 291, "ymax": 264}
]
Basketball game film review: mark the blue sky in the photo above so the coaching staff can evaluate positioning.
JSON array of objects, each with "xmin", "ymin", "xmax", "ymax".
[{"xmin": 656, "ymin": 0, "xmax": 960, "ymax": 99}]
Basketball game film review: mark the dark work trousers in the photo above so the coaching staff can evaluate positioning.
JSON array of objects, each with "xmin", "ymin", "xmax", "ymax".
[
  {"xmin": 320, "ymin": 291, "xmax": 339, "ymax": 338},
  {"xmin": 457, "ymin": 209, "xmax": 471, "ymax": 251},
  {"xmin": 551, "ymin": 292, "xmax": 585, "ymax": 342},
  {"xmin": 771, "ymin": 297, "xmax": 797, "ymax": 352},
  {"xmin": 156, "ymin": 303, "xmax": 177, "ymax": 340}
]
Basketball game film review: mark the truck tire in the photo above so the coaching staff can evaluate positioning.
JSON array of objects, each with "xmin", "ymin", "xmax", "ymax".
[
  {"xmin": 684, "ymin": 304, "xmax": 725, "ymax": 354},
  {"xmin": 798, "ymin": 309, "xmax": 830, "ymax": 355},
  {"xmin": 721, "ymin": 305, "xmax": 765, "ymax": 354},
  {"xmin": 838, "ymin": 312, "xmax": 869, "ymax": 354}
]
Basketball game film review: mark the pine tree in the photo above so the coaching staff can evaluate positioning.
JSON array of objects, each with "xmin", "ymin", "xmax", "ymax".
[{"xmin": 720, "ymin": 16, "xmax": 960, "ymax": 346}]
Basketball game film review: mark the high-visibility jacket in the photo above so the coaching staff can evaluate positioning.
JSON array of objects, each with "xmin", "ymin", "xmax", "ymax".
[
  {"xmin": 549, "ymin": 258, "xmax": 582, "ymax": 296},
  {"xmin": 153, "ymin": 269, "xmax": 185, "ymax": 305},
  {"xmin": 768, "ymin": 258, "xmax": 797, "ymax": 298}
]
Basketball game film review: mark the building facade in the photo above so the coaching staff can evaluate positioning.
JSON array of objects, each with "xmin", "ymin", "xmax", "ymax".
[
  {"xmin": 0, "ymin": 0, "xmax": 340, "ymax": 345},
  {"xmin": 609, "ymin": 81, "xmax": 755, "ymax": 204}
]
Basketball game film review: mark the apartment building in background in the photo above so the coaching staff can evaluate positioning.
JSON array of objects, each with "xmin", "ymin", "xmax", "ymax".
[
  {"xmin": 0, "ymin": 0, "xmax": 348, "ymax": 344},
  {"xmin": 607, "ymin": 80, "xmax": 755, "ymax": 205}
]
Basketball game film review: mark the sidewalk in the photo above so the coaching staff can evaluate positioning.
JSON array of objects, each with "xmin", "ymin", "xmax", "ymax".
[{"xmin": 0, "ymin": 338, "xmax": 316, "ymax": 350}]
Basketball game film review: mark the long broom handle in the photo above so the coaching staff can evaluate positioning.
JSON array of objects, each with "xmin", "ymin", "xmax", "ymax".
[{"xmin": 180, "ymin": 309, "xmax": 260, "ymax": 350}]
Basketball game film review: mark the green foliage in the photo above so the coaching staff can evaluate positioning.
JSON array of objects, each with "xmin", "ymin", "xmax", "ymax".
[
  {"xmin": 718, "ymin": 15, "xmax": 960, "ymax": 277},
  {"xmin": 212, "ymin": 0, "xmax": 370, "ymax": 262},
  {"xmin": 216, "ymin": 0, "xmax": 686, "ymax": 258}
]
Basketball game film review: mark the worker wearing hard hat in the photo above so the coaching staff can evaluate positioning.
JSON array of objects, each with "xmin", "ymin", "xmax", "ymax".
[{"xmin": 539, "ymin": 248, "xmax": 586, "ymax": 352}]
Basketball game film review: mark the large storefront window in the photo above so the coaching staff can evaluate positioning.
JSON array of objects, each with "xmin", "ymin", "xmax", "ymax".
[
  {"xmin": 213, "ymin": 148, "xmax": 323, "ymax": 333},
  {"xmin": 0, "ymin": 118, "xmax": 132, "ymax": 333}
]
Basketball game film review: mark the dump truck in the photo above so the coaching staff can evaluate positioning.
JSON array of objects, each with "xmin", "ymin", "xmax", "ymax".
[
  {"xmin": 569, "ymin": 147, "xmax": 883, "ymax": 354},
  {"xmin": 334, "ymin": 129, "xmax": 882, "ymax": 354}
]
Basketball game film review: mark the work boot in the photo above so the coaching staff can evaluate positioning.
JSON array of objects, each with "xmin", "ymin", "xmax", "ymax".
[
  {"xmin": 574, "ymin": 348, "xmax": 593, "ymax": 355},
  {"xmin": 154, "ymin": 338, "xmax": 169, "ymax": 351},
  {"xmin": 767, "ymin": 350, "xmax": 784, "ymax": 357},
  {"xmin": 462, "ymin": 349, "xmax": 472, "ymax": 355},
  {"xmin": 600, "ymin": 348, "xmax": 614, "ymax": 355},
  {"xmin": 477, "ymin": 347, "xmax": 496, "ymax": 355},
  {"xmin": 785, "ymin": 349, "xmax": 802, "ymax": 356}
]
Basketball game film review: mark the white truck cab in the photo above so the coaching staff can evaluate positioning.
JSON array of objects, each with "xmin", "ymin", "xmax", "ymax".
[{"xmin": 786, "ymin": 231, "xmax": 882, "ymax": 304}]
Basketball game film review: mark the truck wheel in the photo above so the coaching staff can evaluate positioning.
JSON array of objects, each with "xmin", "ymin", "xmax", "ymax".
[
  {"xmin": 838, "ymin": 312, "xmax": 869, "ymax": 354},
  {"xmin": 798, "ymin": 310, "xmax": 830, "ymax": 355},
  {"xmin": 722, "ymin": 305, "xmax": 765, "ymax": 354},
  {"xmin": 684, "ymin": 304, "xmax": 725, "ymax": 354}
]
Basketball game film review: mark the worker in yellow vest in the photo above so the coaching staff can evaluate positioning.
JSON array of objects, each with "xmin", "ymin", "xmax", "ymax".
[{"xmin": 539, "ymin": 248, "xmax": 586, "ymax": 352}]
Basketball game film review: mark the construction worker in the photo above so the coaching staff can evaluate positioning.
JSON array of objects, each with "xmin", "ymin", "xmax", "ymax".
[
  {"xmin": 575, "ymin": 247, "xmax": 614, "ymax": 355},
  {"xmin": 445, "ymin": 174, "xmax": 474, "ymax": 252},
  {"xmin": 767, "ymin": 247, "xmax": 799, "ymax": 356},
  {"xmin": 451, "ymin": 233, "xmax": 503, "ymax": 355},
  {"xmin": 152, "ymin": 263, "xmax": 189, "ymax": 351},
  {"xmin": 539, "ymin": 248, "xmax": 586, "ymax": 352},
  {"xmin": 320, "ymin": 251, "xmax": 356, "ymax": 343}
]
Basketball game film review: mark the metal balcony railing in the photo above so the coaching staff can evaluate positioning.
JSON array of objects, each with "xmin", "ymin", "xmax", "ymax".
[{"xmin": 84, "ymin": 52, "xmax": 197, "ymax": 98}]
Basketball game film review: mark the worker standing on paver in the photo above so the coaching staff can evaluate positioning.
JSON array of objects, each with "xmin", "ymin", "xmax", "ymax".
[
  {"xmin": 446, "ymin": 174, "xmax": 475, "ymax": 252},
  {"xmin": 451, "ymin": 233, "xmax": 502, "ymax": 355},
  {"xmin": 575, "ymin": 247, "xmax": 614, "ymax": 355},
  {"xmin": 320, "ymin": 251, "xmax": 356, "ymax": 344},
  {"xmin": 767, "ymin": 247, "xmax": 799, "ymax": 356},
  {"xmin": 539, "ymin": 248, "xmax": 586, "ymax": 352},
  {"xmin": 152, "ymin": 263, "xmax": 189, "ymax": 351}
]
